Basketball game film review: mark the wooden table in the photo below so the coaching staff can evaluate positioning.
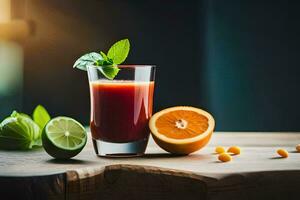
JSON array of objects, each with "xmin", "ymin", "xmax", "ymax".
[{"xmin": 1, "ymin": 132, "xmax": 300, "ymax": 200}]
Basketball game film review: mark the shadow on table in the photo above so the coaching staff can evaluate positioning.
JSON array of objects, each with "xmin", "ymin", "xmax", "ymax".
[
  {"xmin": 45, "ymin": 159, "xmax": 96, "ymax": 165},
  {"xmin": 269, "ymin": 156, "xmax": 284, "ymax": 160},
  {"xmin": 289, "ymin": 150, "xmax": 298, "ymax": 153},
  {"xmin": 97, "ymin": 153, "xmax": 185, "ymax": 160},
  {"xmin": 142, "ymin": 153, "xmax": 186, "ymax": 159}
]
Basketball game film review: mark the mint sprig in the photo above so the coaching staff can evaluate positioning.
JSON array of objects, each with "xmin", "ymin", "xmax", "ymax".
[{"xmin": 73, "ymin": 39, "xmax": 130, "ymax": 80}]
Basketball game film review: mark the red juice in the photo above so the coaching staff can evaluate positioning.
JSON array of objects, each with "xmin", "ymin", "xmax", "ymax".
[{"xmin": 90, "ymin": 80, "xmax": 155, "ymax": 143}]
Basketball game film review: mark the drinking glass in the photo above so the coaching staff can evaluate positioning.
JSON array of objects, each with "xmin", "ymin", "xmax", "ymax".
[{"xmin": 87, "ymin": 65, "xmax": 156, "ymax": 157}]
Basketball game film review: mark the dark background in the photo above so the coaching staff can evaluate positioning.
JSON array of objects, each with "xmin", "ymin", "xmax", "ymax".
[{"xmin": 3, "ymin": 0, "xmax": 300, "ymax": 131}]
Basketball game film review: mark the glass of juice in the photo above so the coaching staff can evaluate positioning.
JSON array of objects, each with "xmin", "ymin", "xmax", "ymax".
[{"xmin": 87, "ymin": 65, "xmax": 155, "ymax": 157}]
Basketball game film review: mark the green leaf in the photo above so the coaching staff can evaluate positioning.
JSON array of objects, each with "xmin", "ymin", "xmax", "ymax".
[
  {"xmin": 97, "ymin": 59, "xmax": 114, "ymax": 66},
  {"xmin": 97, "ymin": 66, "xmax": 120, "ymax": 80},
  {"xmin": 33, "ymin": 105, "xmax": 51, "ymax": 130},
  {"xmin": 107, "ymin": 39, "xmax": 130, "ymax": 64},
  {"xmin": 73, "ymin": 52, "xmax": 103, "ymax": 71},
  {"xmin": 100, "ymin": 51, "xmax": 108, "ymax": 60}
]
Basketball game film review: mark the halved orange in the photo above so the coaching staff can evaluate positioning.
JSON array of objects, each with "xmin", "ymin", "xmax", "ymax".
[{"xmin": 149, "ymin": 106, "xmax": 215, "ymax": 155}]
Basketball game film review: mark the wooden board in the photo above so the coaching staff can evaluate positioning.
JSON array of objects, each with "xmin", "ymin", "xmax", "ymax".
[{"xmin": 0, "ymin": 132, "xmax": 300, "ymax": 200}]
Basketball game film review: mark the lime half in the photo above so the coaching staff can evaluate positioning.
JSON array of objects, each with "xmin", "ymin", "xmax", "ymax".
[{"xmin": 42, "ymin": 117, "xmax": 87, "ymax": 159}]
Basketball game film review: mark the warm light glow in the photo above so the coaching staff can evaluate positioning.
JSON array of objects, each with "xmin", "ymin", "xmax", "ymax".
[{"xmin": 0, "ymin": 0, "xmax": 11, "ymax": 23}]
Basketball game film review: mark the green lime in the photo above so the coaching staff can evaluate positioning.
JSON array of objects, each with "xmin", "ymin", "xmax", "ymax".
[{"xmin": 42, "ymin": 117, "xmax": 87, "ymax": 159}]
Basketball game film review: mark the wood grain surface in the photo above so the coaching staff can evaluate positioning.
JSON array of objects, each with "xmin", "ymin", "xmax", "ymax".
[{"xmin": 1, "ymin": 132, "xmax": 300, "ymax": 200}]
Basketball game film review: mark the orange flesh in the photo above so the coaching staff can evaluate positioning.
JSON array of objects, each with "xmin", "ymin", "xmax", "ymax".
[{"xmin": 155, "ymin": 110, "xmax": 209, "ymax": 139}]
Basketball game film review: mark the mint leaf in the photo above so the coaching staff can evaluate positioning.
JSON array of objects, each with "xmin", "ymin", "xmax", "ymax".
[
  {"xmin": 73, "ymin": 52, "xmax": 103, "ymax": 71},
  {"xmin": 97, "ymin": 59, "xmax": 114, "ymax": 66},
  {"xmin": 97, "ymin": 66, "xmax": 120, "ymax": 80},
  {"xmin": 33, "ymin": 105, "xmax": 51, "ymax": 130},
  {"xmin": 100, "ymin": 51, "xmax": 108, "ymax": 60},
  {"xmin": 107, "ymin": 39, "xmax": 130, "ymax": 64}
]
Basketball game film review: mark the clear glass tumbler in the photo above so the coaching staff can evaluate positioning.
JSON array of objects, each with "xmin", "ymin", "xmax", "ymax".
[{"xmin": 87, "ymin": 65, "xmax": 156, "ymax": 157}]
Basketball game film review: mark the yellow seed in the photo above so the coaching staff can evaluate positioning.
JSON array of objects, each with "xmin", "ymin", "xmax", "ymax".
[
  {"xmin": 218, "ymin": 153, "xmax": 232, "ymax": 162},
  {"xmin": 227, "ymin": 146, "xmax": 241, "ymax": 155},
  {"xmin": 296, "ymin": 144, "xmax": 300, "ymax": 152},
  {"xmin": 215, "ymin": 146, "xmax": 225, "ymax": 154},
  {"xmin": 277, "ymin": 149, "xmax": 288, "ymax": 158}
]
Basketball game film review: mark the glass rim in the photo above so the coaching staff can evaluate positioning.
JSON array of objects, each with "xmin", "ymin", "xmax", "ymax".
[{"xmin": 87, "ymin": 64, "xmax": 156, "ymax": 69}]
